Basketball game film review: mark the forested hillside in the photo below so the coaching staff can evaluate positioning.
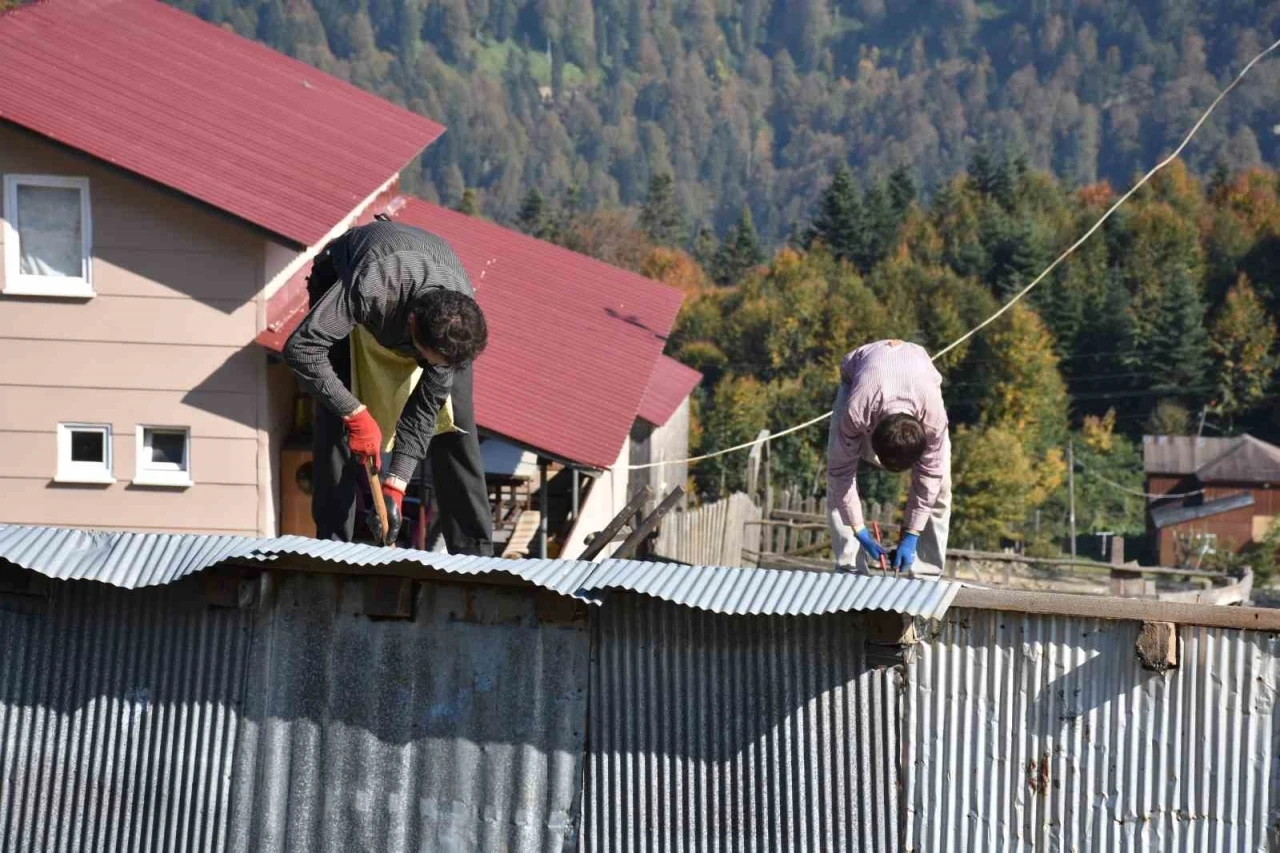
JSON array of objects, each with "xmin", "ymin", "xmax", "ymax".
[{"xmin": 172, "ymin": 0, "xmax": 1280, "ymax": 242}]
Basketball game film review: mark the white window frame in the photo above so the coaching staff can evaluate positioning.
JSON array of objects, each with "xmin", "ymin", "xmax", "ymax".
[
  {"xmin": 134, "ymin": 425, "xmax": 193, "ymax": 488},
  {"xmin": 55, "ymin": 423, "xmax": 115, "ymax": 485},
  {"xmin": 3, "ymin": 174, "xmax": 94, "ymax": 298}
]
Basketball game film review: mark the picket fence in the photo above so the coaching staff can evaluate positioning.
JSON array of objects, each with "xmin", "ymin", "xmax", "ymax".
[{"xmin": 652, "ymin": 492, "xmax": 762, "ymax": 566}]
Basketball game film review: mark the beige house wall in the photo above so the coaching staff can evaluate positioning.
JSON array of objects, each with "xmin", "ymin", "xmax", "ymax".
[{"xmin": 0, "ymin": 123, "xmax": 287, "ymax": 535}]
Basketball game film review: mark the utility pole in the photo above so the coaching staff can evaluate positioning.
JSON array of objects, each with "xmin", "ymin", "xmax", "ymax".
[{"xmin": 1067, "ymin": 439, "xmax": 1077, "ymax": 561}]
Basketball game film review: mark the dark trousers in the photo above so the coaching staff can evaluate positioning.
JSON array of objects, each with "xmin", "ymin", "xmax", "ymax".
[{"xmin": 306, "ymin": 264, "xmax": 493, "ymax": 554}]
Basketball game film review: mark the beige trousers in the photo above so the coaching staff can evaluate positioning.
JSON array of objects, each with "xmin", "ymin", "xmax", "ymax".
[{"xmin": 826, "ymin": 383, "xmax": 951, "ymax": 578}]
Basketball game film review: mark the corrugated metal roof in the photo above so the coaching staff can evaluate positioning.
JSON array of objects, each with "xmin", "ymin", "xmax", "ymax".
[
  {"xmin": 591, "ymin": 559, "xmax": 959, "ymax": 619},
  {"xmin": 636, "ymin": 356, "xmax": 702, "ymax": 427},
  {"xmin": 1149, "ymin": 491, "xmax": 1255, "ymax": 529},
  {"xmin": 905, "ymin": 607, "xmax": 1280, "ymax": 851},
  {"xmin": 1193, "ymin": 434, "xmax": 1280, "ymax": 484},
  {"xmin": 1142, "ymin": 435, "xmax": 1238, "ymax": 476},
  {"xmin": 584, "ymin": 592, "xmax": 900, "ymax": 852},
  {"xmin": 0, "ymin": 0, "xmax": 442, "ymax": 246},
  {"xmin": 258, "ymin": 196, "xmax": 686, "ymax": 469},
  {"xmin": 0, "ymin": 525, "xmax": 961, "ymax": 619},
  {"xmin": 0, "ymin": 524, "xmax": 269, "ymax": 587}
]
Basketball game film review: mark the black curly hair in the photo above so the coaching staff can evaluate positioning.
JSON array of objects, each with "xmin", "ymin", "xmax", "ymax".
[{"xmin": 411, "ymin": 289, "xmax": 488, "ymax": 367}]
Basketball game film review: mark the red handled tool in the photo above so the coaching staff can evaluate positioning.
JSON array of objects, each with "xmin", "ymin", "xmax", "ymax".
[{"xmin": 871, "ymin": 521, "xmax": 890, "ymax": 575}]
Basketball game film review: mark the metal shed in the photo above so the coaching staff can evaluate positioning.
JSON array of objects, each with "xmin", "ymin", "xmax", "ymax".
[{"xmin": 2, "ymin": 524, "xmax": 1279, "ymax": 852}]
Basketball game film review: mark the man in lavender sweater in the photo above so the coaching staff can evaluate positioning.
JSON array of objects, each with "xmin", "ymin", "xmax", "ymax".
[{"xmin": 826, "ymin": 339, "xmax": 951, "ymax": 577}]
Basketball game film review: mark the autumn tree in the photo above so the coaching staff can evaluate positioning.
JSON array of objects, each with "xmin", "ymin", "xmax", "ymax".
[
  {"xmin": 951, "ymin": 425, "xmax": 1044, "ymax": 549},
  {"xmin": 1147, "ymin": 400, "xmax": 1192, "ymax": 435},
  {"xmin": 1210, "ymin": 277, "xmax": 1279, "ymax": 422},
  {"xmin": 456, "ymin": 188, "xmax": 479, "ymax": 216}
]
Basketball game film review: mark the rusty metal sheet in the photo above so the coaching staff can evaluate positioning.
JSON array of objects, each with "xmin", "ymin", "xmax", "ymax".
[{"xmin": 905, "ymin": 607, "xmax": 1280, "ymax": 852}]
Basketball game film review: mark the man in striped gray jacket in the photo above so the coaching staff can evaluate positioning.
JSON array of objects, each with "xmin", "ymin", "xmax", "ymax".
[{"xmin": 284, "ymin": 218, "xmax": 494, "ymax": 553}]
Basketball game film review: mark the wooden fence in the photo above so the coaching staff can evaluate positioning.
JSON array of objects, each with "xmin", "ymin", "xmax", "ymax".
[{"xmin": 652, "ymin": 492, "xmax": 762, "ymax": 566}]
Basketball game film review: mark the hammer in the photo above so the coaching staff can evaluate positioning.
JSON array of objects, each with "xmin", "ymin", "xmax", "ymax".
[{"xmin": 363, "ymin": 456, "xmax": 393, "ymax": 547}]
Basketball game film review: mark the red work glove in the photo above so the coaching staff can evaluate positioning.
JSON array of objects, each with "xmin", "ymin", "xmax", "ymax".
[
  {"xmin": 342, "ymin": 406, "xmax": 382, "ymax": 468},
  {"xmin": 368, "ymin": 480, "xmax": 405, "ymax": 545}
]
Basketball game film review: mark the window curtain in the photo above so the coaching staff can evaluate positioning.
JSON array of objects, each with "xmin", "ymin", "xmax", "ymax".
[{"xmin": 16, "ymin": 185, "xmax": 82, "ymax": 277}]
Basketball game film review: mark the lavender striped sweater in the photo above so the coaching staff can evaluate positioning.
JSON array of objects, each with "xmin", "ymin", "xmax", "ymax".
[{"xmin": 827, "ymin": 340, "xmax": 950, "ymax": 533}]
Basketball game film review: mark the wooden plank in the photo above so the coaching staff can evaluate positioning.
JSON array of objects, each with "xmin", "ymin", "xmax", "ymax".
[
  {"xmin": 581, "ymin": 485, "xmax": 652, "ymax": 561},
  {"xmin": 951, "ymin": 587, "xmax": 1280, "ymax": 631},
  {"xmin": 771, "ymin": 509, "xmax": 828, "ymax": 524},
  {"xmin": 616, "ymin": 486, "xmax": 686, "ymax": 559},
  {"xmin": 949, "ymin": 549, "xmax": 1222, "ymax": 579}
]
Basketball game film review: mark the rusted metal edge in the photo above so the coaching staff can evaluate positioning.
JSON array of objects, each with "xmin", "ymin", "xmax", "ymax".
[{"xmin": 952, "ymin": 586, "xmax": 1280, "ymax": 631}]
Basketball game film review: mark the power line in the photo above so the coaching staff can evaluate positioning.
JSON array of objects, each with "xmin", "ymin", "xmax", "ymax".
[
  {"xmin": 1077, "ymin": 464, "xmax": 1204, "ymax": 500},
  {"xmin": 624, "ymin": 36, "xmax": 1280, "ymax": 472}
]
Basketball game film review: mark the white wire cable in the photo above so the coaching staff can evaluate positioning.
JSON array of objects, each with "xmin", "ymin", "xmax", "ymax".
[
  {"xmin": 625, "ymin": 36, "xmax": 1280, "ymax": 473},
  {"xmin": 1078, "ymin": 465, "xmax": 1204, "ymax": 500}
]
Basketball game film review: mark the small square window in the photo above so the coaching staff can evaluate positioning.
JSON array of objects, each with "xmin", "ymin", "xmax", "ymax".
[
  {"xmin": 134, "ymin": 426, "xmax": 192, "ymax": 488},
  {"xmin": 3, "ymin": 174, "xmax": 93, "ymax": 298},
  {"xmin": 56, "ymin": 423, "xmax": 115, "ymax": 485}
]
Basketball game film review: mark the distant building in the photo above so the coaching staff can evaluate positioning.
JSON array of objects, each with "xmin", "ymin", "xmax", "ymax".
[{"xmin": 1143, "ymin": 434, "xmax": 1280, "ymax": 566}]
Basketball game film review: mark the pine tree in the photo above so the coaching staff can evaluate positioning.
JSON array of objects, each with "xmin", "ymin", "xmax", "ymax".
[
  {"xmin": 807, "ymin": 166, "xmax": 861, "ymax": 263},
  {"xmin": 857, "ymin": 182, "xmax": 897, "ymax": 272},
  {"xmin": 713, "ymin": 206, "xmax": 765, "ymax": 285},
  {"xmin": 887, "ymin": 165, "xmax": 917, "ymax": 217},
  {"xmin": 1148, "ymin": 268, "xmax": 1211, "ymax": 399},
  {"xmin": 639, "ymin": 173, "xmax": 686, "ymax": 247},
  {"xmin": 517, "ymin": 188, "xmax": 547, "ymax": 235},
  {"xmin": 691, "ymin": 225, "xmax": 719, "ymax": 272},
  {"xmin": 984, "ymin": 215, "xmax": 1045, "ymax": 299}
]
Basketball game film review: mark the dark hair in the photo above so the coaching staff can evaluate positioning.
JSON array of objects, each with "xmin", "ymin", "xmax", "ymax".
[
  {"xmin": 412, "ymin": 289, "xmax": 488, "ymax": 366},
  {"xmin": 871, "ymin": 413, "xmax": 926, "ymax": 473}
]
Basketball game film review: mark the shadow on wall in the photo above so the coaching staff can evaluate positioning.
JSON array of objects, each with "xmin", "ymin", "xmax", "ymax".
[{"xmin": 0, "ymin": 570, "xmax": 591, "ymax": 852}]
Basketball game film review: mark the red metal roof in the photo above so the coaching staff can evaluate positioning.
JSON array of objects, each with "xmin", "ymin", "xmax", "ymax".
[
  {"xmin": 637, "ymin": 356, "xmax": 702, "ymax": 426},
  {"xmin": 260, "ymin": 197, "xmax": 687, "ymax": 469},
  {"xmin": 0, "ymin": 0, "xmax": 443, "ymax": 246}
]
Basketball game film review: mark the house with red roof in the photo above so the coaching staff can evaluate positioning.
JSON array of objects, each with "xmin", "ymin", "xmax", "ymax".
[{"xmin": 0, "ymin": 0, "xmax": 698, "ymax": 556}]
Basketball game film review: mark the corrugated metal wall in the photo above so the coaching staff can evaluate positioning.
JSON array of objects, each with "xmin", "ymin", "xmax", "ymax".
[
  {"xmin": 0, "ymin": 572, "xmax": 591, "ymax": 853},
  {"xmin": 584, "ymin": 592, "xmax": 901, "ymax": 852},
  {"xmin": 906, "ymin": 608, "xmax": 1280, "ymax": 852},
  {"xmin": 0, "ymin": 577, "xmax": 253, "ymax": 853},
  {"xmin": 227, "ymin": 575, "xmax": 591, "ymax": 853}
]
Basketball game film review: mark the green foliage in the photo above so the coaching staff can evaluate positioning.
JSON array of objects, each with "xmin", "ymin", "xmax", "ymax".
[
  {"xmin": 711, "ymin": 206, "xmax": 765, "ymax": 285},
  {"xmin": 951, "ymin": 424, "xmax": 1045, "ymax": 549},
  {"xmin": 1146, "ymin": 400, "xmax": 1192, "ymax": 436},
  {"xmin": 177, "ymin": 0, "xmax": 1280, "ymax": 245},
  {"xmin": 1210, "ymin": 277, "xmax": 1279, "ymax": 421},
  {"xmin": 639, "ymin": 173, "xmax": 687, "ymax": 248}
]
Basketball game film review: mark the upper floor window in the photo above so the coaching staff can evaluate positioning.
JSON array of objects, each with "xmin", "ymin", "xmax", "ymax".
[{"xmin": 3, "ymin": 174, "xmax": 93, "ymax": 298}]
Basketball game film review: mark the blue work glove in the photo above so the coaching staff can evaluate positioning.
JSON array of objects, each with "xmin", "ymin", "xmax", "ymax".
[
  {"xmin": 893, "ymin": 532, "xmax": 919, "ymax": 572},
  {"xmin": 854, "ymin": 526, "xmax": 887, "ymax": 562}
]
